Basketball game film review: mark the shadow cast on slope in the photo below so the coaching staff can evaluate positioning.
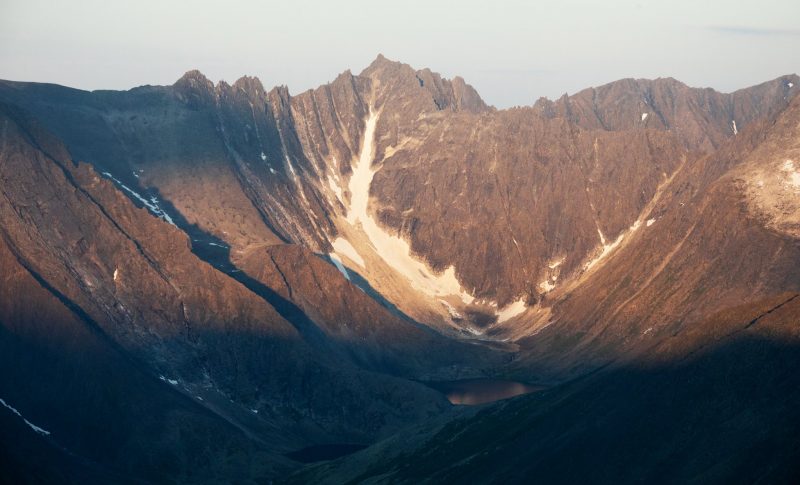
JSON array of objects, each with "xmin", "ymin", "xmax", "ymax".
[
  {"xmin": 292, "ymin": 334, "xmax": 800, "ymax": 484},
  {"xmin": 124, "ymin": 189, "xmax": 335, "ymax": 350}
]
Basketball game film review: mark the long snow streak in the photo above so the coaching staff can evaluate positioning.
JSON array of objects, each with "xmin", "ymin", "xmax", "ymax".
[
  {"xmin": 346, "ymin": 111, "xmax": 475, "ymax": 304},
  {"xmin": 101, "ymin": 172, "xmax": 176, "ymax": 226},
  {"xmin": 0, "ymin": 398, "xmax": 50, "ymax": 436}
]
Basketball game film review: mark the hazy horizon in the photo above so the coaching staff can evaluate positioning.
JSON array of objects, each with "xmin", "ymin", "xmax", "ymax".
[{"xmin": 1, "ymin": 0, "xmax": 798, "ymax": 108}]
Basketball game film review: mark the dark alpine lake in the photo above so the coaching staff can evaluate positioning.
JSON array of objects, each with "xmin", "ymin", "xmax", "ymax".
[{"xmin": 426, "ymin": 378, "xmax": 543, "ymax": 405}]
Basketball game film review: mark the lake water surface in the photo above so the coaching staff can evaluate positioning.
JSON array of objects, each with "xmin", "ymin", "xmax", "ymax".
[{"xmin": 426, "ymin": 378, "xmax": 542, "ymax": 405}]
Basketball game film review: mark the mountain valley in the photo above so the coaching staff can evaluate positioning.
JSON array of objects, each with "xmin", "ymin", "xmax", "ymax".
[{"xmin": 1, "ymin": 55, "xmax": 799, "ymax": 483}]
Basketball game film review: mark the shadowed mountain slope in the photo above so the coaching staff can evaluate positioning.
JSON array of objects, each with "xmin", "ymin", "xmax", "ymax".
[{"xmin": 290, "ymin": 293, "xmax": 800, "ymax": 484}]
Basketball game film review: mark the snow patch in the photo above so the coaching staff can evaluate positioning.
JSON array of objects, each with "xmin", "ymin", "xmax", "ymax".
[
  {"xmin": 260, "ymin": 151, "xmax": 267, "ymax": 161},
  {"xmin": 496, "ymin": 298, "xmax": 527, "ymax": 323},
  {"xmin": 345, "ymin": 110, "xmax": 474, "ymax": 304},
  {"xmin": 1, "ymin": 397, "xmax": 51, "ymax": 436},
  {"xmin": 332, "ymin": 237, "xmax": 365, "ymax": 267},
  {"xmin": 539, "ymin": 279, "xmax": 555, "ymax": 293},
  {"xmin": 100, "ymin": 172, "xmax": 177, "ymax": 227},
  {"xmin": 789, "ymin": 82, "xmax": 794, "ymax": 88},
  {"xmin": 547, "ymin": 257, "xmax": 564, "ymax": 269},
  {"xmin": 585, "ymin": 229, "xmax": 625, "ymax": 271},
  {"xmin": 113, "ymin": 268, "xmax": 119, "ymax": 281},
  {"xmin": 646, "ymin": 218, "xmax": 656, "ymax": 227},
  {"xmin": 641, "ymin": 113, "xmax": 648, "ymax": 121},
  {"xmin": 732, "ymin": 120, "xmax": 738, "ymax": 135},
  {"xmin": 439, "ymin": 299, "xmax": 464, "ymax": 320},
  {"xmin": 781, "ymin": 159, "xmax": 800, "ymax": 188},
  {"xmin": 329, "ymin": 253, "xmax": 350, "ymax": 281},
  {"xmin": 327, "ymin": 175, "xmax": 344, "ymax": 203}
]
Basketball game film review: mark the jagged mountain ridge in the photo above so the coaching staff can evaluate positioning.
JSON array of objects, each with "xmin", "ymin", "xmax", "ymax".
[
  {"xmin": 1, "ymin": 56, "xmax": 795, "ymax": 329},
  {"xmin": 1, "ymin": 56, "xmax": 799, "ymax": 482}
]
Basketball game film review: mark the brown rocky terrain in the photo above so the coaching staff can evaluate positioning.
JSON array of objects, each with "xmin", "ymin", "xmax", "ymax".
[
  {"xmin": 3, "ymin": 58, "xmax": 794, "ymax": 327},
  {"xmin": 1, "ymin": 56, "xmax": 799, "ymax": 482},
  {"xmin": 505, "ymin": 92, "xmax": 800, "ymax": 380}
]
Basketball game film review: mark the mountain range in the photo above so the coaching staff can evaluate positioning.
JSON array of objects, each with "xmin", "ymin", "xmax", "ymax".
[{"xmin": 1, "ymin": 55, "xmax": 798, "ymax": 483}]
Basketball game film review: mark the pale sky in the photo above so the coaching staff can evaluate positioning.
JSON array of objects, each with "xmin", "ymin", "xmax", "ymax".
[{"xmin": 1, "ymin": 0, "xmax": 798, "ymax": 108}]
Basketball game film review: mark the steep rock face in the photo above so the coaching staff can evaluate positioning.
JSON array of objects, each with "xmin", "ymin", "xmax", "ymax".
[
  {"xmin": 370, "ymin": 109, "xmax": 687, "ymax": 305},
  {"xmin": 288, "ymin": 70, "xmax": 370, "ymax": 181},
  {"xmin": 364, "ymin": 54, "xmax": 491, "ymax": 116},
  {"xmin": 508, "ymin": 94, "xmax": 800, "ymax": 379},
  {"xmin": 0, "ymin": 105, "xmax": 452, "ymax": 478},
  {"xmin": 0, "ymin": 74, "xmax": 331, "ymax": 252},
  {"xmin": 6, "ymin": 59, "xmax": 793, "ymax": 327},
  {"xmin": 345, "ymin": 58, "xmax": 797, "ymax": 315},
  {"xmin": 1, "ymin": 58, "xmax": 797, "ymax": 334}
]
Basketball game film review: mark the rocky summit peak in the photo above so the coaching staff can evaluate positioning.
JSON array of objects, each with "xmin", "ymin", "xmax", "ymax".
[
  {"xmin": 232, "ymin": 75, "xmax": 266, "ymax": 95},
  {"xmin": 172, "ymin": 69, "xmax": 215, "ymax": 107},
  {"xmin": 174, "ymin": 69, "xmax": 212, "ymax": 88},
  {"xmin": 363, "ymin": 53, "xmax": 408, "ymax": 73}
]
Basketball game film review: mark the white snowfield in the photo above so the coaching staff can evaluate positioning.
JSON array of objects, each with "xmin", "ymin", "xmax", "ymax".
[
  {"xmin": 332, "ymin": 237, "xmax": 365, "ymax": 267},
  {"xmin": 331, "ymin": 108, "xmax": 532, "ymax": 326},
  {"xmin": 344, "ymin": 110, "xmax": 477, "ymax": 305},
  {"xmin": 0, "ymin": 397, "xmax": 50, "ymax": 436},
  {"xmin": 496, "ymin": 298, "xmax": 527, "ymax": 322}
]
